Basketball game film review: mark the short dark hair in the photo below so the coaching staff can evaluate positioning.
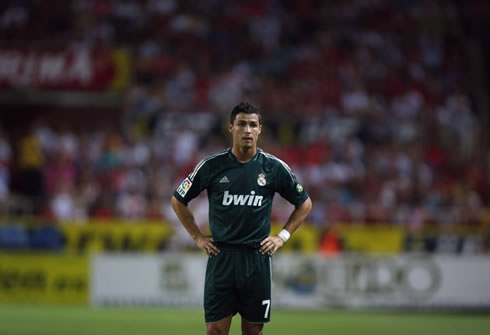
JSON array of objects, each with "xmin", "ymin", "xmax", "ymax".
[{"xmin": 230, "ymin": 102, "xmax": 262, "ymax": 124}]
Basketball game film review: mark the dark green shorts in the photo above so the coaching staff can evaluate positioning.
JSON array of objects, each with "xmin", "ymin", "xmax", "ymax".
[{"xmin": 204, "ymin": 244, "xmax": 272, "ymax": 323}]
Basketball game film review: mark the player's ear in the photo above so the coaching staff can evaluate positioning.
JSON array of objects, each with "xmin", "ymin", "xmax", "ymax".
[{"xmin": 228, "ymin": 122, "xmax": 233, "ymax": 133}]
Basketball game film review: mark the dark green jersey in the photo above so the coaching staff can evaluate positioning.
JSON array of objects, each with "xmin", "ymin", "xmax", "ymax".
[{"xmin": 173, "ymin": 148, "xmax": 309, "ymax": 246}]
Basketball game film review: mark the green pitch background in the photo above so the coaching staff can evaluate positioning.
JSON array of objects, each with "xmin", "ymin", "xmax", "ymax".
[{"xmin": 1, "ymin": 304, "xmax": 489, "ymax": 335}]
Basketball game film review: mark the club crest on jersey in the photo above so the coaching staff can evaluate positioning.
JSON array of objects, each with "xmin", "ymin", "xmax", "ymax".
[
  {"xmin": 257, "ymin": 173, "xmax": 266, "ymax": 186},
  {"xmin": 296, "ymin": 184, "xmax": 304, "ymax": 193},
  {"xmin": 177, "ymin": 177, "xmax": 192, "ymax": 197}
]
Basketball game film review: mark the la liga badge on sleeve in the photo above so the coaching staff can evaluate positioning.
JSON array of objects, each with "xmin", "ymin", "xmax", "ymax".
[{"xmin": 177, "ymin": 177, "xmax": 193, "ymax": 197}]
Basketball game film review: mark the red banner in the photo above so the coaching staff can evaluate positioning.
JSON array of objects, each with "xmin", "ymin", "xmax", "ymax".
[{"xmin": 0, "ymin": 48, "xmax": 129, "ymax": 91}]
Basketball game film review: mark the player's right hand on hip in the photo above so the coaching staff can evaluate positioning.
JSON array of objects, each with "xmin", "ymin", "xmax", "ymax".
[{"xmin": 195, "ymin": 235, "xmax": 220, "ymax": 256}]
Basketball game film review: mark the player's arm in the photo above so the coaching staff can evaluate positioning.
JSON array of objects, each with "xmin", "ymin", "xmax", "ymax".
[
  {"xmin": 260, "ymin": 197, "xmax": 312, "ymax": 255},
  {"xmin": 170, "ymin": 196, "xmax": 220, "ymax": 256}
]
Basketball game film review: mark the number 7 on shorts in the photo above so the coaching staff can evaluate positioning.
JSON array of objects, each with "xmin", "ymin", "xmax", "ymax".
[{"xmin": 262, "ymin": 299, "xmax": 271, "ymax": 318}]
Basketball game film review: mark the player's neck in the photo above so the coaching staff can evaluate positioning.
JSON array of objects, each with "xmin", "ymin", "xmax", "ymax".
[{"xmin": 231, "ymin": 145, "xmax": 256, "ymax": 163}]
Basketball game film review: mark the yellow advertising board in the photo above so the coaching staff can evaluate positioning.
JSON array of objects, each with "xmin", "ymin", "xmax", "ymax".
[
  {"xmin": 340, "ymin": 225, "xmax": 404, "ymax": 253},
  {"xmin": 59, "ymin": 220, "xmax": 174, "ymax": 253},
  {"xmin": 0, "ymin": 254, "xmax": 88, "ymax": 304}
]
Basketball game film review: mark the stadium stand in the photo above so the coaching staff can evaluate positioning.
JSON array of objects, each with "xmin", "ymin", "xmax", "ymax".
[{"xmin": 0, "ymin": 0, "xmax": 489, "ymax": 253}]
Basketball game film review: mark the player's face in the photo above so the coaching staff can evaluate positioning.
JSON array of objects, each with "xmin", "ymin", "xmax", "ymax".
[{"xmin": 229, "ymin": 113, "xmax": 262, "ymax": 150}]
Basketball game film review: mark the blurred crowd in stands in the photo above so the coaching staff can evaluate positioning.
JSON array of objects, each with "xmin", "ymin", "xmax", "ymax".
[{"xmin": 1, "ymin": 0, "xmax": 490, "ymax": 241}]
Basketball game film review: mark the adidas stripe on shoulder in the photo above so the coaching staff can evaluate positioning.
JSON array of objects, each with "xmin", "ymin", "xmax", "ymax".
[
  {"xmin": 188, "ymin": 149, "xmax": 228, "ymax": 181},
  {"xmin": 261, "ymin": 151, "xmax": 295, "ymax": 181}
]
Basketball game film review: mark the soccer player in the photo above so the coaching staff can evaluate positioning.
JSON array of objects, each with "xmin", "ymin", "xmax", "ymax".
[{"xmin": 170, "ymin": 102, "xmax": 312, "ymax": 335}]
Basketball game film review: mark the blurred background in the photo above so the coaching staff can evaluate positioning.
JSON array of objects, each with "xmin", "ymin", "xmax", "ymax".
[{"xmin": 0, "ymin": 0, "xmax": 490, "ymax": 334}]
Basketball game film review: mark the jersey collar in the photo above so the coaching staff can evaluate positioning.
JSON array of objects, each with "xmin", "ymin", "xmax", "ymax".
[{"xmin": 228, "ymin": 147, "xmax": 261, "ymax": 164}]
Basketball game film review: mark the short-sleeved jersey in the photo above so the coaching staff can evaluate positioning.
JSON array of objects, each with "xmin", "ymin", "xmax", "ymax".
[{"xmin": 173, "ymin": 148, "xmax": 309, "ymax": 246}]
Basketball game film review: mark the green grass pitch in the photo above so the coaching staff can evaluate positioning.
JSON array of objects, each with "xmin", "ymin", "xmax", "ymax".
[{"xmin": 1, "ymin": 304, "xmax": 489, "ymax": 335}]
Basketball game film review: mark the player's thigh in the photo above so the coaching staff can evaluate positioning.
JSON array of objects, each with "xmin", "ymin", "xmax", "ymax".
[
  {"xmin": 241, "ymin": 317, "xmax": 264, "ymax": 335},
  {"xmin": 204, "ymin": 252, "xmax": 237, "ymax": 323},
  {"xmin": 237, "ymin": 252, "xmax": 271, "ymax": 323},
  {"xmin": 207, "ymin": 315, "xmax": 233, "ymax": 335}
]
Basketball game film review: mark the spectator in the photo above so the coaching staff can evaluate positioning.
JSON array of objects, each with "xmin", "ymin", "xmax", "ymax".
[{"xmin": 0, "ymin": 126, "xmax": 11, "ymax": 214}]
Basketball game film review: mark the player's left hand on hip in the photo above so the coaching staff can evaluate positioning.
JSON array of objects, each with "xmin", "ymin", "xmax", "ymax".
[{"xmin": 260, "ymin": 235, "xmax": 284, "ymax": 255}]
